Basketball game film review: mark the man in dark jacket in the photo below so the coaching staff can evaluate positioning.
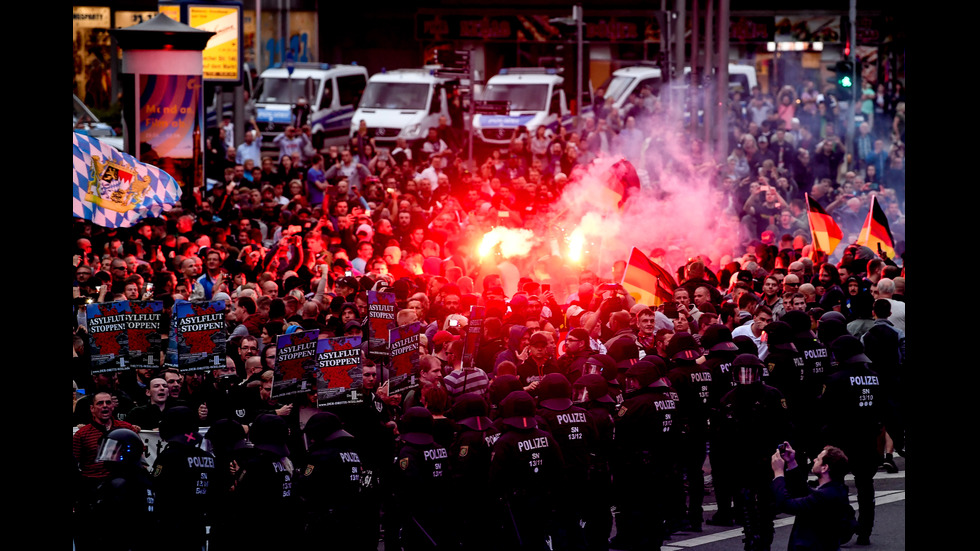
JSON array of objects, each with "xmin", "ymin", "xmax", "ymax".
[{"xmin": 771, "ymin": 443, "xmax": 852, "ymax": 551}]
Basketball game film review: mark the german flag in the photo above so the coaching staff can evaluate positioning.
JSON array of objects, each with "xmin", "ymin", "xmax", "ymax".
[
  {"xmin": 857, "ymin": 195, "xmax": 895, "ymax": 258},
  {"xmin": 577, "ymin": 157, "xmax": 642, "ymax": 211},
  {"xmin": 621, "ymin": 247, "xmax": 677, "ymax": 307},
  {"xmin": 806, "ymin": 193, "xmax": 843, "ymax": 254}
]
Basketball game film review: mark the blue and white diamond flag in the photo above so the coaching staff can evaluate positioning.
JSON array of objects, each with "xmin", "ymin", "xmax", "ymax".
[{"xmin": 73, "ymin": 131, "xmax": 180, "ymax": 228}]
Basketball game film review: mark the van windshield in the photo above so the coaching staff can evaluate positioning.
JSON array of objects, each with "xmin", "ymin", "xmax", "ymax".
[
  {"xmin": 482, "ymin": 84, "xmax": 549, "ymax": 111},
  {"xmin": 599, "ymin": 76, "xmax": 635, "ymax": 104},
  {"xmin": 256, "ymin": 77, "xmax": 322, "ymax": 104},
  {"xmin": 360, "ymin": 82, "xmax": 430, "ymax": 110}
]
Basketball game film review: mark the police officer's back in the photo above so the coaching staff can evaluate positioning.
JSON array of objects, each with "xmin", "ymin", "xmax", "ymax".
[
  {"xmin": 762, "ymin": 321, "xmax": 806, "ymax": 412},
  {"xmin": 537, "ymin": 373, "xmax": 599, "ymax": 549},
  {"xmin": 715, "ymin": 354, "xmax": 791, "ymax": 551},
  {"xmin": 699, "ymin": 325, "xmax": 741, "ymax": 527},
  {"xmin": 448, "ymin": 393, "xmax": 499, "ymax": 551},
  {"xmin": 665, "ymin": 332, "xmax": 711, "ymax": 531},
  {"xmin": 295, "ymin": 411, "xmax": 372, "ymax": 550},
  {"xmin": 236, "ymin": 414, "xmax": 302, "ymax": 547},
  {"xmin": 614, "ymin": 357, "xmax": 681, "ymax": 550},
  {"xmin": 821, "ymin": 336, "xmax": 885, "ymax": 545},
  {"xmin": 152, "ymin": 406, "xmax": 215, "ymax": 550},
  {"xmin": 572, "ymin": 374, "xmax": 618, "ymax": 550},
  {"xmin": 490, "ymin": 390, "xmax": 565, "ymax": 551},
  {"xmin": 393, "ymin": 407, "xmax": 451, "ymax": 550}
]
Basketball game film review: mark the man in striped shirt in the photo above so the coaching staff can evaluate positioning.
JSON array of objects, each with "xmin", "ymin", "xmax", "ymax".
[
  {"xmin": 441, "ymin": 339, "xmax": 489, "ymax": 401},
  {"xmin": 73, "ymin": 391, "xmax": 141, "ymax": 528}
]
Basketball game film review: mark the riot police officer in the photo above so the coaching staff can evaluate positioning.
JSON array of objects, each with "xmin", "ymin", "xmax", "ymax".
[
  {"xmin": 714, "ymin": 355, "xmax": 792, "ymax": 551},
  {"xmin": 393, "ymin": 407, "xmax": 451, "ymax": 550},
  {"xmin": 666, "ymin": 332, "xmax": 711, "ymax": 532},
  {"xmin": 94, "ymin": 428, "xmax": 156, "ymax": 551},
  {"xmin": 235, "ymin": 414, "xmax": 302, "ymax": 547},
  {"xmin": 613, "ymin": 357, "xmax": 681, "ymax": 551},
  {"xmin": 782, "ymin": 310, "xmax": 831, "ymax": 459},
  {"xmin": 295, "ymin": 411, "xmax": 373, "ymax": 550},
  {"xmin": 700, "ymin": 325, "xmax": 740, "ymax": 526},
  {"xmin": 572, "ymin": 374, "xmax": 617, "ymax": 551},
  {"xmin": 490, "ymin": 390, "xmax": 565, "ymax": 551},
  {"xmin": 822, "ymin": 336, "xmax": 885, "ymax": 546},
  {"xmin": 537, "ymin": 372, "xmax": 599, "ymax": 550},
  {"xmin": 448, "ymin": 393, "xmax": 498, "ymax": 551},
  {"xmin": 152, "ymin": 406, "xmax": 216, "ymax": 550},
  {"xmin": 763, "ymin": 321, "xmax": 807, "ymax": 457}
]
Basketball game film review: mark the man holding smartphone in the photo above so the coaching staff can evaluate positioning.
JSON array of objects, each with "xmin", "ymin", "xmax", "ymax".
[{"xmin": 771, "ymin": 443, "xmax": 853, "ymax": 549}]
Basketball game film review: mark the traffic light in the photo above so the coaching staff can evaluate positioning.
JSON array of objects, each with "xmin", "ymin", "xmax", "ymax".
[{"xmin": 827, "ymin": 60, "xmax": 856, "ymax": 100}]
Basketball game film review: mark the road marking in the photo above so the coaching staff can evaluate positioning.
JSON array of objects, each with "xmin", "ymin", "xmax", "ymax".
[{"xmin": 665, "ymin": 490, "xmax": 905, "ymax": 548}]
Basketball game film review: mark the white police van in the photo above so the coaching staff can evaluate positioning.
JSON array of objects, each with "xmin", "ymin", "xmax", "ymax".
[
  {"xmin": 254, "ymin": 63, "xmax": 368, "ymax": 148},
  {"xmin": 350, "ymin": 68, "xmax": 460, "ymax": 148},
  {"xmin": 474, "ymin": 68, "xmax": 573, "ymax": 146},
  {"xmin": 599, "ymin": 63, "xmax": 758, "ymax": 111}
]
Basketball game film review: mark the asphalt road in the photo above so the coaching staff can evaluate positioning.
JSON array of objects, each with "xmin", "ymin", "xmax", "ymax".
[{"xmin": 655, "ymin": 455, "xmax": 906, "ymax": 550}]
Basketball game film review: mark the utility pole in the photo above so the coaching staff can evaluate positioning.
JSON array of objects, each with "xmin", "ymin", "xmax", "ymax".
[
  {"xmin": 845, "ymin": 0, "xmax": 858, "ymax": 168},
  {"xmin": 692, "ymin": 0, "xmax": 700, "ymax": 134},
  {"xmin": 703, "ymin": 0, "xmax": 714, "ymax": 147},
  {"xmin": 674, "ymin": 0, "xmax": 685, "ymax": 113},
  {"xmin": 575, "ymin": 4, "xmax": 584, "ymax": 132},
  {"xmin": 716, "ymin": 0, "xmax": 729, "ymax": 160}
]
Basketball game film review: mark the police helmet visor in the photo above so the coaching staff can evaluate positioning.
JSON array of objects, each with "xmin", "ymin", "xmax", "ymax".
[
  {"xmin": 572, "ymin": 386, "xmax": 590, "ymax": 403},
  {"xmin": 737, "ymin": 366, "xmax": 761, "ymax": 385},
  {"xmin": 96, "ymin": 437, "xmax": 138, "ymax": 463}
]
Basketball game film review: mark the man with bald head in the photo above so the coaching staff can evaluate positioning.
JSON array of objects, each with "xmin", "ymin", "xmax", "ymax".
[
  {"xmin": 787, "ymin": 261, "xmax": 805, "ymax": 280},
  {"xmin": 782, "ymin": 273, "xmax": 801, "ymax": 296},
  {"xmin": 109, "ymin": 257, "xmax": 130, "ymax": 294},
  {"xmin": 567, "ymin": 282, "xmax": 595, "ymax": 309},
  {"xmin": 875, "ymin": 278, "xmax": 904, "ymax": 332},
  {"xmin": 76, "ymin": 238, "xmax": 93, "ymax": 255},
  {"xmin": 180, "ymin": 256, "xmax": 203, "ymax": 295},
  {"xmin": 383, "ymin": 246, "xmax": 412, "ymax": 279},
  {"xmin": 261, "ymin": 280, "xmax": 279, "ymax": 298},
  {"xmin": 604, "ymin": 310, "xmax": 637, "ymax": 350}
]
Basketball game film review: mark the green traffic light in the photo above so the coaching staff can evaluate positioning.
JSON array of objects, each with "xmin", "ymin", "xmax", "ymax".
[{"xmin": 840, "ymin": 75, "xmax": 853, "ymax": 88}]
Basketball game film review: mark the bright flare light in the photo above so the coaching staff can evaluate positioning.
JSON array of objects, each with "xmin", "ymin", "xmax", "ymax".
[
  {"xmin": 568, "ymin": 228, "xmax": 585, "ymax": 263},
  {"xmin": 478, "ymin": 227, "xmax": 536, "ymax": 259}
]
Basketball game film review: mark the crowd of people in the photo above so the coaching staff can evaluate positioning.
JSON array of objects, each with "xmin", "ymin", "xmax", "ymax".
[{"xmin": 73, "ymin": 74, "xmax": 905, "ymax": 551}]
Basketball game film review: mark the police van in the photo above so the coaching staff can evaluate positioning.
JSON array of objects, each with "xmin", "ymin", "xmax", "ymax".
[
  {"xmin": 474, "ymin": 68, "xmax": 573, "ymax": 147},
  {"xmin": 253, "ymin": 63, "xmax": 368, "ymax": 149},
  {"xmin": 598, "ymin": 63, "xmax": 758, "ymax": 111},
  {"xmin": 349, "ymin": 68, "xmax": 460, "ymax": 148}
]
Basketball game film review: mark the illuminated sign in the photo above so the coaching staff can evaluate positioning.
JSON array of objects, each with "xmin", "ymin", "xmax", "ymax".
[{"xmin": 189, "ymin": 4, "xmax": 241, "ymax": 82}]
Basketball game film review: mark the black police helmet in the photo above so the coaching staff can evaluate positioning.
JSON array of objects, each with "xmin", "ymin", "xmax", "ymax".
[
  {"xmin": 304, "ymin": 411, "xmax": 352, "ymax": 445},
  {"xmin": 830, "ymin": 335, "xmax": 872, "ymax": 365},
  {"xmin": 250, "ymin": 414, "xmax": 290, "ymax": 457},
  {"xmin": 452, "ymin": 392, "xmax": 493, "ymax": 431},
  {"xmin": 500, "ymin": 390, "xmax": 538, "ymax": 429},
  {"xmin": 538, "ymin": 373, "xmax": 573, "ymax": 411},
  {"xmin": 96, "ymin": 428, "xmax": 144, "ymax": 465},
  {"xmin": 160, "ymin": 406, "xmax": 201, "ymax": 444},
  {"xmin": 399, "ymin": 407, "xmax": 435, "ymax": 446}
]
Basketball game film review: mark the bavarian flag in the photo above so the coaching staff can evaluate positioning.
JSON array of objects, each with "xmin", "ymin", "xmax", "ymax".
[
  {"xmin": 73, "ymin": 132, "xmax": 180, "ymax": 228},
  {"xmin": 857, "ymin": 195, "xmax": 895, "ymax": 258},
  {"xmin": 621, "ymin": 247, "xmax": 677, "ymax": 307},
  {"xmin": 806, "ymin": 193, "xmax": 843, "ymax": 254}
]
